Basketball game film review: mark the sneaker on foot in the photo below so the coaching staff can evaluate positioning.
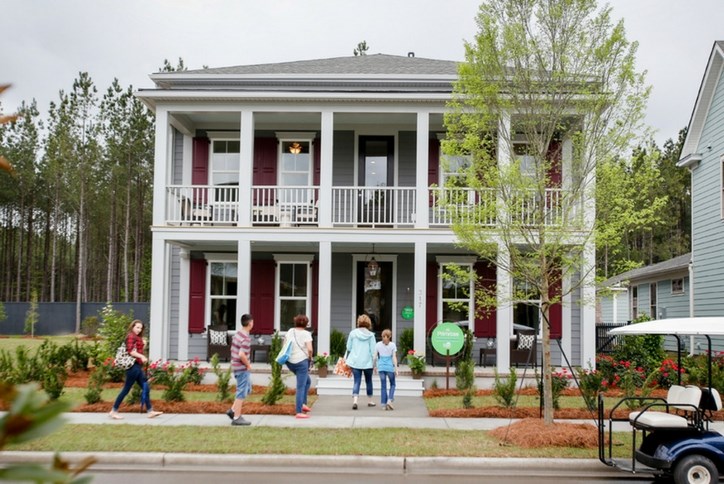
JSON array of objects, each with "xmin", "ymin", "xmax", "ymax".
[
  {"xmin": 386, "ymin": 402, "xmax": 394, "ymax": 410},
  {"xmin": 352, "ymin": 403, "xmax": 358, "ymax": 410},
  {"xmin": 295, "ymin": 413, "xmax": 310, "ymax": 419},
  {"xmin": 302, "ymin": 404, "xmax": 312, "ymax": 413},
  {"xmin": 226, "ymin": 408, "xmax": 235, "ymax": 420},
  {"xmin": 367, "ymin": 401, "xmax": 376, "ymax": 407},
  {"xmin": 231, "ymin": 416, "xmax": 251, "ymax": 426}
]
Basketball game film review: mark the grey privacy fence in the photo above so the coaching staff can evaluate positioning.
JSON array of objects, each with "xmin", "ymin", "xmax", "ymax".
[{"xmin": 0, "ymin": 302, "xmax": 150, "ymax": 335}]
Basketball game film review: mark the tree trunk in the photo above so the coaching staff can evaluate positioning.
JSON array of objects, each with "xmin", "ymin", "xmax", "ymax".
[{"xmin": 75, "ymin": 183, "xmax": 85, "ymax": 333}]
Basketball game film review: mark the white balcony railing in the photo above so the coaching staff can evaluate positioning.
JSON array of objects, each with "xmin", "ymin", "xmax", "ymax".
[{"xmin": 165, "ymin": 185, "xmax": 564, "ymax": 228}]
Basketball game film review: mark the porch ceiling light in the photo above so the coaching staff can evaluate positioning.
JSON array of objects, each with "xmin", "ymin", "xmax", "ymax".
[{"xmin": 289, "ymin": 142, "xmax": 302, "ymax": 154}]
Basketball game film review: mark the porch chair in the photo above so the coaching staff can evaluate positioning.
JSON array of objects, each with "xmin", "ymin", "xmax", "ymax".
[
  {"xmin": 510, "ymin": 330, "xmax": 537, "ymax": 367},
  {"xmin": 180, "ymin": 196, "xmax": 212, "ymax": 225},
  {"xmin": 207, "ymin": 324, "xmax": 231, "ymax": 362}
]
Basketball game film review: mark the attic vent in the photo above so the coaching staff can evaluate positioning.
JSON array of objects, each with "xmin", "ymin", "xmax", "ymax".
[{"xmin": 408, "ymin": 52, "xmax": 415, "ymax": 58}]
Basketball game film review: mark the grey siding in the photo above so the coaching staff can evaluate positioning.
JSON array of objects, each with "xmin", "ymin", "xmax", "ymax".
[
  {"xmin": 172, "ymin": 128, "xmax": 183, "ymax": 184},
  {"xmin": 330, "ymin": 252, "xmax": 354, "ymax": 333},
  {"xmin": 332, "ymin": 131, "xmax": 355, "ymax": 186},
  {"xmin": 397, "ymin": 132, "xmax": 416, "ymax": 187},
  {"xmin": 692, "ymin": 67, "xmax": 724, "ymax": 317},
  {"xmin": 395, "ymin": 254, "xmax": 415, "ymax": 336},
  {"xmin": 571, "ymin": 274, "xmax": 581, "ymax": 366},
  {"xmin": 169, "ymin": 246, "xmax": 181, "ymax": 360}
]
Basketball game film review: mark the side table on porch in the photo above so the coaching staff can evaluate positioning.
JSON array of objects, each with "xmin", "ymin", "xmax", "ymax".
[
  {"xmin": 479, "ymin": 348, "xmax": 496, "ymax": 367},
  {"xmin": 250, "ymin": 344, "xmax": 271, "ymax": 363}
]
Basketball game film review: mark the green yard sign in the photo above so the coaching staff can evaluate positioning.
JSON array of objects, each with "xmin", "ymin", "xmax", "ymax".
[{"xmin": 430, "ymin": 322, "xmax": 464, "ymax": 356}]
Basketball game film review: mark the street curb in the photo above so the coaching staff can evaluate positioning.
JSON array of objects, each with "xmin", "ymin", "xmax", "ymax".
[{"xmin": 0, "ymin": 452, "xmax": 626, "ymax": 477}]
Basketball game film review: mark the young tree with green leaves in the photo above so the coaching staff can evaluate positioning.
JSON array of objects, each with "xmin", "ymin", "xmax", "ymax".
[{"xmin": 444, "ymin": 0, "xmax": 649, "ymax": 424}]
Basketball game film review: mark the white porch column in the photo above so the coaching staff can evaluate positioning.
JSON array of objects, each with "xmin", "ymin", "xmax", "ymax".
[
  {"xmin": 496, "ymin": 246, "xmax": 511, "ymax": 372},
  {"xmin": 152, "ymin": 108, "xmax": 169, "ymax": 226},
  {"xmin": 177, "ymin": 248, "xmax": 190, "ymax": 361},
  {"xmin": 149, "ymin": 235, "xmax": 168, "ymax": 360},
  {"xmin": 237, "ymin": 239, "xmax": 251, "ymax": 330},
  {"xmin": 317, "ymin": 241, "xmax": 332, "ymax": 354},
  {"xmin": 581, "ymin": 241, "xmax": 596, "ymax": 368},
  {"xmin": 415, "ymin": 111, "xmax": 430, "ymax": 228},
  {"xmin": 413, "ymin": 241, "xmax": 427, "ymax": 353},
  {"xmin": 319, "ymin": 111, "xmax": 334, "ymax": 228},
  {"xmin": 239, "ymin": 111, "xmax": 254, "ymax": 227}
]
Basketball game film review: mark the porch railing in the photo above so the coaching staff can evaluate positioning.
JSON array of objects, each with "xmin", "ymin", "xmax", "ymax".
[{"xmin": 165, "ymin": 185, "xmax": 566, "ymax": 228}]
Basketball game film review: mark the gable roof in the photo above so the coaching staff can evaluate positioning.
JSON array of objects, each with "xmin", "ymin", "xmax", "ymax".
[
  {"xmin": 679, "ymin": 41, "xmax": 724, "ymax": 163},
  {"xmin": 600, "ymin": 253, "xmax": 691, "ymax": 288}
]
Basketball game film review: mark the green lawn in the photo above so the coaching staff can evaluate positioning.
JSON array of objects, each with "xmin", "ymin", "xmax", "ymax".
[{"xmin": 0, "ymin": 334, "xmax": 86, "ymax": 354}]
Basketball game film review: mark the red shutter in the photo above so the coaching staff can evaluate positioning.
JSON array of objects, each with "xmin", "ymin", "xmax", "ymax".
[
  {"xmin": 192, "ymin": 137, "xmax": 209, "ymax": 185},
  {"xmin": 253, "ymin": 138, "xmax": 278, "ymax": 186},
  {"xmin": 549, "ymin": 271, "xmax": 562, "ymax": 339},
  {"xmin": 250, "ymin": 260, "xmax": 275, "ymax": 334},
  {"xmin": 547, "ymin": 139, "xmax": 562, "ymax": 188},
  {"xmin": 311, "ymin": 259, "xmax": 319, "ymax": 331},
  {"xmin": 313, "ymin": 137, "xmax": 321, "ymax": 188},
  {"xmin": 426, "ymin": 261, "xmax": 438, "ymax": 331},
  {"xmin": 188, "ymin": 259, "xmax": 206, "ymax": 334},
  {"xmin": 474, "ymin": 261, "xmax": 497, "ymax": 338},
  {"xmin": 428, "ymin": 139, "xmax": 439, "ymax": 207}
]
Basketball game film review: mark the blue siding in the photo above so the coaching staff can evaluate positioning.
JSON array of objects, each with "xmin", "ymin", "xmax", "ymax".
[
  {"xmin": 692, "ymin": 63, "xmax": 724, "ymax": 317},
  {"xmin": 657, "ymin": 277, "xmax": 690, "ymax": 319}
]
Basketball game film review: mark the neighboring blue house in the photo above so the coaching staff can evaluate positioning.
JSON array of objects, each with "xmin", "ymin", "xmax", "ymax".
[
  {"xmin": 678, "ymin": 41, "xmax": 724, "ymax": 320},
  {"xmin": 598, "ymin": 253, "xmax": 691, "ymax": 325}
]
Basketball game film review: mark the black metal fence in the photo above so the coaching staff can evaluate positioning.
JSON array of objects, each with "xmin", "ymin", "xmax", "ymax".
[
  {"xmin": 0, "ymin": 302, "xmax": 150, "ymax": 335},
  {"xmin": 596, "ymin": 321, "xmax": 630, "ymax": 354}
]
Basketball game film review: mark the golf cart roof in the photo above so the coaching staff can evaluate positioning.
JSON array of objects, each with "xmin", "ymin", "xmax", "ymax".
[{"xmin": 609, "ymin": 317, "xmax": 724, "ymax": 337}]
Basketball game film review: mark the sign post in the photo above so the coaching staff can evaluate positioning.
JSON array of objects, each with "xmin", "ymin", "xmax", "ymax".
[{"xmin": 430, "ymin": 322, "xmax": 465, "ymax": 390}]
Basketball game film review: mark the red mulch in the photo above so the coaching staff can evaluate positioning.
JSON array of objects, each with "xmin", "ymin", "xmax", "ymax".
[{"xmin": 490, "ymin": 418, "xmax": 599, "ymax": 448}]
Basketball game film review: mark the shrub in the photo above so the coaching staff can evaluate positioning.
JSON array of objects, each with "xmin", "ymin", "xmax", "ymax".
[
  {"xmin": 84, "ymin": 358, "xmax": 112, "ymax": 404},
  {"xmin": 330, "ymin": 329, "xmax": 347, "ymax": 360},
  {"xmin": 68, "ymin": 339, "xmax": 93, "ymax": 373},
  {"xmin": 684, "ymin": 352, "xmax": 724, "ymax": 393},
  {"xmin": 0, "ymin": 301, "xmax": 7, "ymax": 324},
  {"xmin": 210, "ymin": 353, "xmax": 233, "ymax": 403},
  {"xmin": 537, "ymin": 369, "xmax": 570, "ymax": 410},
  {"xmin": 462, "ymin": 386, "xmax": 476, "ymax": 409},
  {"xmin": 493, "ymin": 369, "xmax": 517, "ymax": 408},
  {"xmin": 35, "ymin": 341, "xmax": 70, "ymax": 400},
  {"xmin": 398, "ymin": 328, "xmax": 414, "ymax": 362},
  {"xmin": 455, "ymin": 359, "xmax": 475, "ymax": 391},
  {"xmin": 656, "ymin": 358, "xmax": 685, "ymax": 388},
  {"xmin": 81, "ymin": 316, "xmax": 100, "ymax": 337},
  {"xmin": 612, "ymin": 314, "xmax": 665, "ymax": 373},
  {"xmin": 147, "ymin": 359, "xmax": 205, "ymax": 402},
  {"xmin": 97, "ymin": 302, "xmax": 135, "ymax": 359},
  {"xmin": 577, "ymin": 365, "xmax": 604, "ymax": 410},
  {"xmin": 262, "ymin": 331, "xmax": 286, "ymax": 405}
]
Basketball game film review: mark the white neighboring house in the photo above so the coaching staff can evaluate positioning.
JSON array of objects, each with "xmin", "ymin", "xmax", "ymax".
[{"xmin": 136, "ymin": 53, "xmax": 597, "ymax": 369}]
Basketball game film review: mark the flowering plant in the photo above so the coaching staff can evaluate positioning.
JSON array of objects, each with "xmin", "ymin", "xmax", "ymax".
[
  {"xmin": 148, "ymin": 358, "xmax": 206, "ymax": 402},
  {"xmin": 313, "ymin": 352, "xmax": 331, "ymax": 369},
  {"xmin": 656, "ymin": 358, "xmax": 684, "ymax": 388},
  {"xmin": 406, "ymin": 350, "xmax": 426, "ymax": 373}
]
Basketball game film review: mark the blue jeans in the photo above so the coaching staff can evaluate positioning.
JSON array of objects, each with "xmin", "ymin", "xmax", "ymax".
[
  {"xmin": 112, "ymin": 362, "xmax": 152, "ymax": 412},
  {"xmin": 351, "ymin": 367, "xmax": 373, "ymax": 397},
  {"xmin": 286, "ymin": 360, "xmax": 311, "ymax": 414},
  {"xmin": 379, "ymin": 371, "xmax": 396, "ymax": 404}
]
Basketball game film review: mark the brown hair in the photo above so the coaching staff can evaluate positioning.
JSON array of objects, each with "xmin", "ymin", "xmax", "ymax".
[
  {"xmin": 381, "ymin": 329, "xmax": 392, "ymax": 341},
  {"xmin": 127, "ymin": 319, "xmax": 144, "ymax": 337},
  {"xmin": 293, "ymin": 314, "xmax": 309, "ymax": 328},
  {"xmin": 356, "ymin": 314, "xmax": 372, "ymax": 329}
]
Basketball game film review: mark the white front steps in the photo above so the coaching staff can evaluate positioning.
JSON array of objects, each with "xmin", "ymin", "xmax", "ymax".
[{"xmin": 316, "ymin": 375, "xmax": 424, "ymax": 397}]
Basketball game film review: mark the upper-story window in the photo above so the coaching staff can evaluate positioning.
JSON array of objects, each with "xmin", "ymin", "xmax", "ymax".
[
  {"xmin": 210, "ymin": 139, "xmax": 240, "ymax": 185},
  {"xmin": 513, "ymin": 141, "xmax": 536, "ymax": 177},
  {"xmin": 671, "ymin": 278, "xmax": 685, "ymax": 295},
  {"xmin": 276, "ymin": 132, "xmax": 315, "ymax": 204},
  {"xmin": 440, "ymin": 154, "xmax": 472, "ymax": 188}
]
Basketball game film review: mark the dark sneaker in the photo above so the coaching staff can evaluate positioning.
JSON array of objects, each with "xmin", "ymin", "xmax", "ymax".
[
  {"xmin": 352, "ymin": 403, "xmax": 358, "ymax": 410},
  {"xmin": 231, "ymin": 416, "xmax": 251, "ymax": 426},
  {"xmin": 226, "ymin": 409, "xmax": 234, "ymax": 420}
]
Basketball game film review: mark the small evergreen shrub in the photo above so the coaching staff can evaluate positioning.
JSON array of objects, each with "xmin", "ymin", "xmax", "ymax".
[
  {"xmin": 330, "ymin": 329, "xmax": 347, "ymax": 360},
  {"xmin": 398, "ymin": 328, "xmax": 414, "ymax": 361},
  {"xmin": 210, "ymin": 353, "xmax": 233, "ymax": 403},
  {"xmin": 262, "ymin": 331, "xmax": 286, "ymax": 405},
  {"xmin": 493, "ymin": 369, "xmax": 517, "ymax": 408},
  {"xmin": 81, "ymin": 316, "xmax": 100, "ymax": 337},
  {"xmin": 84, "ymin": 358, "xmax": 112, "ymax": 404}
]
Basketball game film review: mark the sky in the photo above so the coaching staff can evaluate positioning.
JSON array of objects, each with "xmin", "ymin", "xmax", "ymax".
[{"xmin": 2, "ymin": 0, "xmax": 723, "ymax": 147}]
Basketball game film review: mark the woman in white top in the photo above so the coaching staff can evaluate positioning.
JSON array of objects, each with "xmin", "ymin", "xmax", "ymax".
[{"xmin": 284, "ymin": 314, "xmax": 313, "ymax": 419}]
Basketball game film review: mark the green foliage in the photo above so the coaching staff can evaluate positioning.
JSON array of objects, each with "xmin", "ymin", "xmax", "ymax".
[
  {"xmin": 147, "ymin": 359, "xmax": 205, "ymax": 402},
  {"xmin": 492, "ymin": 369, "xmax": 517, "ymax": 409},
  {"xmin": 97, "ymin": 302, "xmax": 134, "ymax": 359},
  {"xmin": 262, "ymin": 331, "xmax": 286, "ymax": 405},
  {"xmin": 462, "ymin": 386, "xmax": 476, "ymax": 409},
  {"xmin": 80, "ymin": 316, "xmax": 99, "ymax": 337},
  {"xmin": 0, "ymin": 301, "xmax": 7, "ymax": 323},
  {"xmin": 35, "ymin": 340, "xmax": 70, "ymax": 400},
  {"xmin": 684, "ymin": 353, "xmax": 724, "ymax": 393},
  {"xmin": 0, "ymin": 382, "xmax": 94, "ymax": 483},
  {"xmin": 537, "ymin": 370, "xmax": 570, "ymax": 410},
  {"xmin": 398, "ymin": 328, "xmax": 414, "ymax": 361},
  {"xmin": 313, "ymin": 352, "xmax": 331, "ymax": 369},
  {"xmin": 84, "ymin": 360, "xmax": 111, "ymax": 405},
  {"xmin": 406, "ymin": 350, "xmax": 426, "ymax": 373},
  {"xmin": 576, "ymin": 365, "xmax": 604, "ymax": 411},
  {"xmin": 67, "ymin": 339, "xmax": 93, "ymax": 373},
  {"xmin": 210, "ymin": 353, "xmax": 233, "ymax": 403},
  {"xmin": 329, "ymin": 329, "xmax": 347, "ymax": 360},
  {"xmin": 611, "ymin": 314, "xmax": 665, "ymax": 373},
  {"xmin": 24, "ymin": 289, "xmax": 39, "ymax": 337},
  {"xmin": 455, "ymin": 359, "xmax": 475, "ymax": 391}
]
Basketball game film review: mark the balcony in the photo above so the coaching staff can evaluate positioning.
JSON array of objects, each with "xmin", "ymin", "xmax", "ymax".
[{"xmin": 165, "ymin": 185, "xmax": 565, "ymax": 228}]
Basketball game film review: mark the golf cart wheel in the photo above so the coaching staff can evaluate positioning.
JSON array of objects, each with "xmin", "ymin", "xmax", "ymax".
[{"xmin": 673, "ymin": 455, "xmax": 718, "ymax": 484}]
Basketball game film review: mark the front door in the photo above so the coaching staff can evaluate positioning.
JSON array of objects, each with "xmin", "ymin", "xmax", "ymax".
[
  {"xmin": 358, "ymin": 136, "xmax": 394, "ymax": 225},
  {"xmin": 356, "ymin": 260, "xmax": 393, "ymax": 340}
]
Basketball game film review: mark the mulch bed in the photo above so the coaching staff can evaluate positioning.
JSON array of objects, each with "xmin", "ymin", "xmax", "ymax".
[{"xmin": 490, "ymin": 419, "xmax": 599, "ymax": 448}]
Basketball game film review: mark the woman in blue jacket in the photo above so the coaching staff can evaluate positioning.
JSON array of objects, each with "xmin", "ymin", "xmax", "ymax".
[{"xmin": 346, "ymin": 314, "xmax": 377, "ymax": 410}]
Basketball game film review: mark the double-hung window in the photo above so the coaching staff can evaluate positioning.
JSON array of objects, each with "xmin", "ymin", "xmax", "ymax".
[
  {"xmin": 207, "ymin": 258, "xmax": 238, "ymax": 329},
  {"xmin": 438, "ymin": 258, "xmax": 475, "ymax": 330},
  {"xmin": 275, "ymin": 254, "xmax": 313, "ymax": 332},
  {"xmin": 276, "ymin": 132, "xmax": 315, "ymax": 206}
]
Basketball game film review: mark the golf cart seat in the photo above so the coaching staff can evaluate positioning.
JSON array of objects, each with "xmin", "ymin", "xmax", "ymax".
[
  {"xmin": 698, "ymin": 387, "xmax": 723, "ymax": 423},
  {"xmin": 630, "ymin": 385, "xmax": 701, "ymax": 430}
]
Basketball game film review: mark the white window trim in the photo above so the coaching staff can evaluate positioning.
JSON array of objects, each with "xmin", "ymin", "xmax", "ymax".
[
  {"xmin": 436, "ymin": 256, "xmax": 476, "ymax": 331},
  {"xmin": 203, "ymin": 254, "xmax": 238, "ymax": 329},
  {"xmin": 208, "ymin": 136, "xmax": 240, "ymax": 187},
  {"xmin": 273, "ymin": 254, "xmax": 314, "ymax": 333}
]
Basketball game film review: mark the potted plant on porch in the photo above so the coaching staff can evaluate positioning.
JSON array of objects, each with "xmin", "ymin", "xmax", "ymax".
[
  {"xmin": 313, "ymin": 352, "xmax": 331, "ymax": 378},
  {"xmin": 406, "ymin": 350, "xmax": 426, "ymax": 379}
]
